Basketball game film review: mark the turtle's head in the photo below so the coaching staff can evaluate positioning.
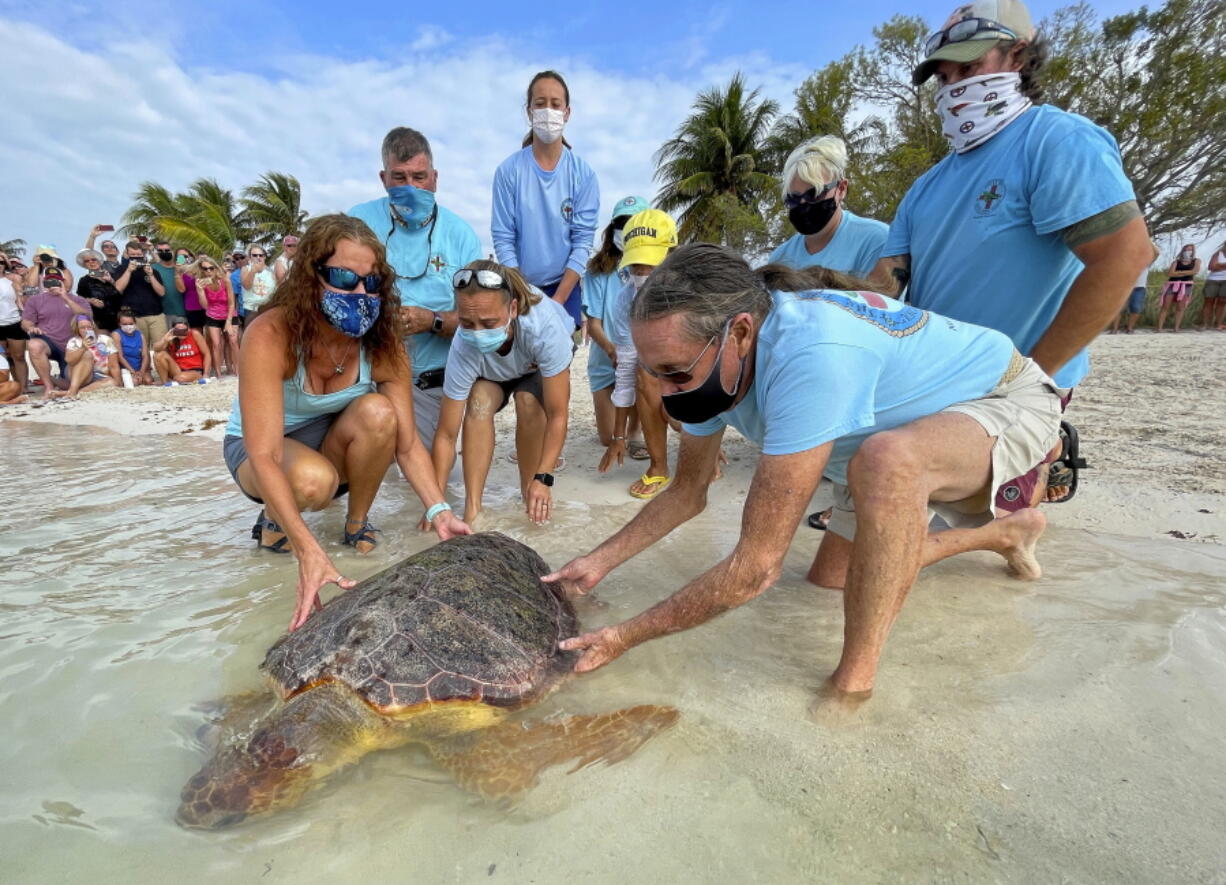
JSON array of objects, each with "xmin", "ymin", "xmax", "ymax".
[{"xmin": 177, "ymin": 724, "xmax": 313, "ymax": 829}]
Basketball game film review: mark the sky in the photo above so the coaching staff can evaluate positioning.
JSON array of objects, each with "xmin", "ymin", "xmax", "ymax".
[{"xmin": 5, "ymin": 0, "xmax": 1204, "ymax": 267}]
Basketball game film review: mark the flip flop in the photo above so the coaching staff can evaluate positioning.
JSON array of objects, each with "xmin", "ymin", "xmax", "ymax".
[
  {"xmin": 629, "ymin": 474, "xmax": 669, "ymax": 500},
  {"xmin": 1045, "ymin": 421, "xmax": 1088, "ymax": 504},
  {"xmin": 627, "ymin": 440, "xmax": 650, "ymax": 460}
]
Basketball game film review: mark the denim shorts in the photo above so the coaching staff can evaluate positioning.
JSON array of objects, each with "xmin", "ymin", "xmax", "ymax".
[
  {"xmin": 1126, "ymin": 286, "xmax": 1146, "ymax": 314},
  {"xmin": 222, "ymin": 412, "xmax": 348, "ymax": 504}
]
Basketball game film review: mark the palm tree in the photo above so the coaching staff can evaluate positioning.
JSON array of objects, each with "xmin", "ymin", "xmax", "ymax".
[
  {"xmin": 0, "ymin": 238, "xmax": 27, "ymax": 258},
  {"xmin": 122, "ymin": 178, "xmax": 249, "ymax": 256},
  {"xmin": 654, "ymin": 73, "xmax": 780, "ymax": 245},
  {"xmin": 241, "ymin": 172, "xmax": 309, "ymax": 248}
]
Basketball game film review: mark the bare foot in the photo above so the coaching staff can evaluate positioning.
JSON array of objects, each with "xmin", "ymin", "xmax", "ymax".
[
  {"xmin": 808, "ymin": 678, "xmax": 872, "ymax": 726},
  {"xmin": 995, "ymin": 507, "xmax": 1046, "ymax": 580},
  {"xmin": 463, "ymin": 504, "xmax": 482, "ymax": 528}
]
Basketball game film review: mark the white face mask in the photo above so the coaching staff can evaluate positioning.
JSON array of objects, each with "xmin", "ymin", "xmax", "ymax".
[
  {"xmin": 613, "ymin": 229, "xmax": 625, "ymax": 251},
  {"xmin": 530, "ymin": 108, "xmax": 566, "ymax": 145},
  {"xmin": 935, "ymin": 72, "xmax": 1031, "ymax": 153},
  {"xmin": 629, "ymin": 273, "xmax": 651, "ymax": 292},
  {"xmin": 120, "ymin": 324, "xmax": 136, "ymax": 333}
]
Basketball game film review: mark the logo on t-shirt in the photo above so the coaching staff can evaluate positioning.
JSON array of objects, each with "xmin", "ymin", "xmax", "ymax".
[
  {"xmin": 429, "ymin": 255, "xmax": 446, "ymax": 273},
  {"xmin": 799, "ymin": 290, "xmax": 928, "ymax": 338},
  {"xmin": 561, "ymin": 198, "xmax": 574, "ymax": 224},
  {"xmin": 975, "ymin": 179, "xmax": 1006, "ymax": 216}
]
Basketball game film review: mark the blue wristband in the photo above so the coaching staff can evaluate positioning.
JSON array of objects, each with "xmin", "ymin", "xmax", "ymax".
[{"xmin": 425, "ymin": 501, "xmax": 451, "ymax": 523}]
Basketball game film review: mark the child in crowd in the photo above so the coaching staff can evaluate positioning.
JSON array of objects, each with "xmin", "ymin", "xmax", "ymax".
[
  {"xmin": 111, "ymin": 308, "xmax": 149, "ymax": 385},
  {"xmin": 55, "ymin": 314, "xmax": 120, "ymax": 397},
  {"xmin": 431, "ymin": 260, "xmax": 575, "ymax": 526},
  {"xmin": 583, "ymin": 195, "xmax": 651, "ymax": 452},
  {"xmin": 597, "ymin": 209, "xmax": 681, "ymax": 500}
]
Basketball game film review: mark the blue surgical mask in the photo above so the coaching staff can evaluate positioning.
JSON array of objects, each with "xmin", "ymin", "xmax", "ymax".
[
  {"xmin": 386, "ymin": 185, "xmax": 436, "ymax": 225},
  {"xmin": 459, "ymin": 317, "xmax": 513, "ymax": 354},
  {"xmin": 320, "ymin": 288, "xmax": 381, "ymax": 338}
]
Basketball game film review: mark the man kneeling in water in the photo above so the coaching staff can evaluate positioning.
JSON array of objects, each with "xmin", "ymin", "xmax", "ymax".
[{"xmin": 545, "ymin": 244, "xmax": 1062, "ymax": 705}]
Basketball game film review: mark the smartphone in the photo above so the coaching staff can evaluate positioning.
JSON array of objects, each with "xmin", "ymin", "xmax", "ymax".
[{"xmin": 97, "ymin": 224, "xmax": 115, "ymax": 232}]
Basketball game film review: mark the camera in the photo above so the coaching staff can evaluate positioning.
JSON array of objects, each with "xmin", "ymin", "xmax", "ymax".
[{"xmin": 39, "ymin": 253, "xmax": 53, "ymax": 264}]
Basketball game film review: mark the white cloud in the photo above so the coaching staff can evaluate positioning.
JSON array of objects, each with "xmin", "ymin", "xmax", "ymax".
[
  {"xmin": 409, "ymin": 24, "xmax": 454, "ymax": 52},
  {"xmin": 0, "ymin": 19, "xmax": 808, "ymax": 261}
]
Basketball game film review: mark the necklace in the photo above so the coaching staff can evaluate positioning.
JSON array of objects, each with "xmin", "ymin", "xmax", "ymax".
[{"xmin": 324, "ymin": 338, "xmax": 354, "ymax": 375}]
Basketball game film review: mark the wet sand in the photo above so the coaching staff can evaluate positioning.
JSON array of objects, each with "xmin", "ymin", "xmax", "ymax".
[{"xmin": 1, "ymin": 329, "xmax": 1224, "ymax": 883}]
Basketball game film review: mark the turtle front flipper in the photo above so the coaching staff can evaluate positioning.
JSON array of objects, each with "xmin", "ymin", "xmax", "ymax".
[{"xmin": 429, "ymin": 705, "xmax": 679, "ymax": 801}]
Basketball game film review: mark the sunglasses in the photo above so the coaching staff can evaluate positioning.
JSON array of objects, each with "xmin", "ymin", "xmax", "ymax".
[
  {"xmin": 250, "ymin": 252, "xmax": 266, "ymax": 258},
  {"xmin": 640, "ymin": 321, "xmax": 730, "ymax": 384},
  {"xmin": 453, "ymin": 268, "xmax": 508, "ymax": 291},
  {"xmin": 316, "ymin": 263, "xmax": 383, "ymax": 292},
  {"xmin": 924, "ymin": 17, "xmax": 1017, "ymax": 57},
  {"xmin": 199, "ymin": 265, "xmax": 216, "ymax": 271},
  {"xmin": 784, "ymin": 179, "xmax": 839, "ymax": 210}
]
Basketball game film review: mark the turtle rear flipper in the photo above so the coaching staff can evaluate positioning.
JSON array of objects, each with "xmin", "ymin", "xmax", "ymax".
[{"xmin": 429, "ymin": 705, "xmax": 679, "ymax": 801}]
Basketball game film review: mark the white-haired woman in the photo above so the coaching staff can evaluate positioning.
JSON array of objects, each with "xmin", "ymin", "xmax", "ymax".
[
  {"xmin": 767, "ymin": 134, "xmax": 890, "ymax": 531},
  {"xmin": 241, "ymin": 243, "xmax": 278, "ymax": 313}
]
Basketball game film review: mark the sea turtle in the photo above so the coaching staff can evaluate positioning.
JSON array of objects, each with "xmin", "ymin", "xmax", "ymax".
[{"xmin": 177, "ymin": 532, "xmax": 678, "ymax": 829}]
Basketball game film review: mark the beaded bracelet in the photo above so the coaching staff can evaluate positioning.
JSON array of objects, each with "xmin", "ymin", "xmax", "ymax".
[{"xmin": 425, "ymin": 501, "xmax": 452, "ymax": 523}]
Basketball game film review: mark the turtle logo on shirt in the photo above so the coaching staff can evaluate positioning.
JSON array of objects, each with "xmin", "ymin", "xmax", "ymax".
[
  {"xmin": 797, "ymin": 290, "xmax": 929, "ymax": 338},
  {"xmin": 560, "ymin": 198, "xmax": 574, "ymax": 224},
  {"xmin": 976, "ymin": 179, "xmax": 1006, "ymax": 216}
]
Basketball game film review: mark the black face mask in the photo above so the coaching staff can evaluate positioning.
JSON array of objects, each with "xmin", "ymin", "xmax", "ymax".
[
  {"xmin": 788, "ymin": 196, "xmax": 838, "ymax": 236},
  {"xmin": 157, "ymin": 249, "xmax": 174, "ymax": 261},
  {"xmin": 661, "ymin": 329, "xmax": 746, "ymax": 424}
]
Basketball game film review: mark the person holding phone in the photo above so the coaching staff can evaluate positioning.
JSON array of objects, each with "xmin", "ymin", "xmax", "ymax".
[
  {"xmin": 55, "ymin": 314, "xmax": 121, "ymax": 397},
  {"xmin": 23, "ymin": 245, "xmax": 74, "ymax": 294},
  {"xmin": 74, "ymin": 248, "xmax": 121, "ymax": 332},
  {"xmin": 113, "ymin": 239, "xmax": 168, "ymax": 360},
  {"xmin": 241, "ymin": 245, "xmax": 278, "ymax": 312},
  {"xmin": 85, "ymin": 226, "xmax": 123, "ymax": 275},
  {"xmin": 21, "ymin": 280, "xmax": 94, "ymax": 396},
  {"xmin": 0, "ymin": 253, "xmax": 29, "ymax": 394},
  {"xmin": 187, "ymin": 255, "xmax": 239, "ymax": 377},
  {"xmin": 152, "ymin": 316, "xmax": 211, "ymax": 384}
]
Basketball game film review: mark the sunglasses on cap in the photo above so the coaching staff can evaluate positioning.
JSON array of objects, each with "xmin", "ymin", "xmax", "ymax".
[
  {"xmin": 783, "ymin": 179, "xmax": 840, "ymax": 210},
  {"xmin": 639, "ymin": 320, "xmax": 731, "ymax": 384},
  {"xmin": 315, "ymin": 263, "xmax": 383, "ymax": 293},
  {"xmin": 452, "ymin": 268, "xmax": 509, "ymax": 291},
  {"xmin": 924, "ymin": 17, "xmax": 1018, "ymax": 57}
]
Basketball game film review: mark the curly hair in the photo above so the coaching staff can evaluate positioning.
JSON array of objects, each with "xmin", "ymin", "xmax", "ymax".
[
  {"xmin": 263, "ymin": 213, "xmax": 405, "ymax": 375},
  {"xmin": 455, "ymin": 258, "xmax": 542, "ymax": 315}
]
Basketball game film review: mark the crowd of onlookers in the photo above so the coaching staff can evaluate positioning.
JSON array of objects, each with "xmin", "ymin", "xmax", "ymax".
[{"xmin": 0, "ymin": 230, "xmax": 300, "ymax": 402}]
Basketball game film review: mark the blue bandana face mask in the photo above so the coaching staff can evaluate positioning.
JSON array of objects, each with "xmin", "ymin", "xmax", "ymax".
[
  {"xmin": 386, "ymin": 185, "xmax": 436, "ymax": 225},
  {"xmin": 321, "ymin": 288, "xmax": 381, "ymax": 338}
]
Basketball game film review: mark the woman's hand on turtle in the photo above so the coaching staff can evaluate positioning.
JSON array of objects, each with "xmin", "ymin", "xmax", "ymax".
[
  {"xmin": 541, "ymin": 555, "xmax": 606, "ymax": 599},
  {"xmin": 291, "ymin": 549, "xmax": 356, "ymax": 632},
  {"xmin": 559, "ymin": 624, "xmax": 630, "ymax": 673},
  {"xmin": 432, "ymin": 510, "xmax": 471, "ymax": 540},
  {"xmin": 526, "ymin": 481, "xmax": 552, "ymax": 525},
  {"xmin": 598, "ymin": 440, "xmax": 625, "ymax": 473}
]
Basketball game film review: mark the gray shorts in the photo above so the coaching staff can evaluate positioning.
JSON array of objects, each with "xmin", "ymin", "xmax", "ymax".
[
  {"xmin": 827, "ymin": 355, "xmax": 1063, "ymax": 540},
  {"xmin": 1205, "ymin": 279, "xmax": 1226, "ymax": 300},
  {"xmin": 411, "ymin": 383, "xmax": 444, "ymax": 451},
  {"xmin": 222, "ymin": 412, "xmax": 348, "ymax": 504}
]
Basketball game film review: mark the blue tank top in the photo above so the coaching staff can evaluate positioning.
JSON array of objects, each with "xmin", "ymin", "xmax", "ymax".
[
  {"xmin": 117, "ymin": 327, "xmax": 144, "ymax": 366},
  {"xmin": 224, "ymin": 347, "xmax": 375, "ymax": 437}
]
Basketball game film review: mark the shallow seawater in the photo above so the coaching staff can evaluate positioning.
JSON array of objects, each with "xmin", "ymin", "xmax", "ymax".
[{"xmin": 2, "ymin": 422, "xmax": 1224, "ymax": 883}]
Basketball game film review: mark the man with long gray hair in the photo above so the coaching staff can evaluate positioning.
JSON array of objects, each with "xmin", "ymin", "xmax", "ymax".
[
  {"xmin": 545, "ymin": 244, "xmax": 1061, "ymax": 706},
  {"xmin": 349, "ymin": 126, "xmax": 481, "ymax": 448}
]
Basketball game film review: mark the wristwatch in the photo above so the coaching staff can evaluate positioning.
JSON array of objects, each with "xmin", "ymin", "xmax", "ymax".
[
  {"xmin": 532, "ymin": 472, "xmax": 554, "ymax": 487},
  {"xmin": 431, "ymin": 312, "xmax": 444, "ymax": 333}
]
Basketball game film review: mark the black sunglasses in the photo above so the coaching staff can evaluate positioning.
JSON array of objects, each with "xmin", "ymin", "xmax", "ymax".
[
  {"xmin": 924, "ymin": 17, "xmax": 1017, "ymax": 57},
  {"xmin": 453, "ymin": 268, "xmax": 508, "ymax": 291},
  {"xmin": 316, "ymin": 263, "xmax": 382, "ymax": 293},
  {"xmin": 784, "ymin": 179, "xmax": 840, "ymax": 210}
]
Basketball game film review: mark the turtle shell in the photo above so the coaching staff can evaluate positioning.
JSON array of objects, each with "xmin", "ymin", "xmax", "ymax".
[{"xmin": 262, "ymin": 533, "xmax": 577, "ymax": 713}]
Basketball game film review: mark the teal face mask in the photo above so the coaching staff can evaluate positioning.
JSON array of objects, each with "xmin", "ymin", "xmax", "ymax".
[{"xmin": 458, "ymin": 320, "xmax": 511, "ymax": 354}]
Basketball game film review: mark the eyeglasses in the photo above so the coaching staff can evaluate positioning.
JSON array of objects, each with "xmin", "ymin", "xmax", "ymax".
[
  {"xmin": 453, "ymin": 268, "xmax": 509, "ymax": 291},
  {"xmin": 315, "ymin": 263, "xmax": 383, "ymax": 293},
  {"xmin": 784, "ymin": 180, "xmax": 840, "ymax": 210},
  {"xmin": 924, "ymin": 17, "xmax": 1018, "ymax": 57},
  {"xmin": 640, "ymin": 321, "xmax": 730, "ymax": 384}
]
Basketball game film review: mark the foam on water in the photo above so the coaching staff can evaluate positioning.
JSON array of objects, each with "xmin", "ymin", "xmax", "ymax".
[{"xmin": 1, "ymin": 422, "xmax": 1224, "ymax": 883}]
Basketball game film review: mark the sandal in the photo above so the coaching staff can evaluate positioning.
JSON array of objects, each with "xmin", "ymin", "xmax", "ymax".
[
  {"xmin": 807, "ymin": 507, "xmax": 832, "ymax": 531},
  {"xmin": 629, "ymin": 474, "xmax": 670, "ymax": 500},
  {"xmin": 1045, "ymin": 421, "xmax": 1088, "ymax": 504},
  {"xmin": 252, "ymin": 510, "xmax": 290, "ymax": 554},
  {"xmin": 343, "ymin": 519, "xmax": 381, "ymax": 553},
  {"xmin": 627, "ymin": 440, "xmax": 650, "ymax": 460}
]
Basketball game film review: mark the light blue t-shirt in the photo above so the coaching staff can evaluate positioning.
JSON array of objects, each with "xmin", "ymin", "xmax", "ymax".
[
  {"xmin": 581, "ymin": 270, "xmax": 621, "ymax": 390},
  {"xmin": 604, "ymin": 279, "xmax": 635, "ymax": 350},
  {"xmin": 442, "ymin": 295, "xmax": 575, "ymax": 401},
  {"xmin": 491, "ymin": 147, "xmax": 599, "ymax": 286},
  {"xmin": 882, "ymin": 105, "xmax": 1135, "ymax": 388},
  {"xmin": 767, "ymin": 209, "xmax": 888, "ymax": 277},
  {"xmin": 348, "ymin": 197, "xmax": 482, "ymax": 374},
  {"xmin": 684, "ymin": 289, "xmax": 1015, "ymax": 484}
]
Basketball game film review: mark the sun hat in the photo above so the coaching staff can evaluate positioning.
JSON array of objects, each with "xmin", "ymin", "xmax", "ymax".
[
  {"xmin": 913, "ymin": 0, "xmax": 1035, "ymax": 85},
  {"xmin": 75, "ymin": 248, "xmax": 104, "ymax": 268},
  {"xmin": 610, "ymin": 195, "xmax": 651, "ymax": 222},
  {"xmin": 619, "ymin": 209, "xmax": 679, "ymax": 270},
  {"xmin": 35, "ymin": 244, "xmax": 62, "ymax": 261}
]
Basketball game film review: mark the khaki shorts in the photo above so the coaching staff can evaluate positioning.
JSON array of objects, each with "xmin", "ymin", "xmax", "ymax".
[
  {"xmin": 133, "ymin": 314, "xmax": 166, "ymax": 367},
  {"xmin": 827, "ymin": 353, "xmax": 1064, "ymax": 540}
]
